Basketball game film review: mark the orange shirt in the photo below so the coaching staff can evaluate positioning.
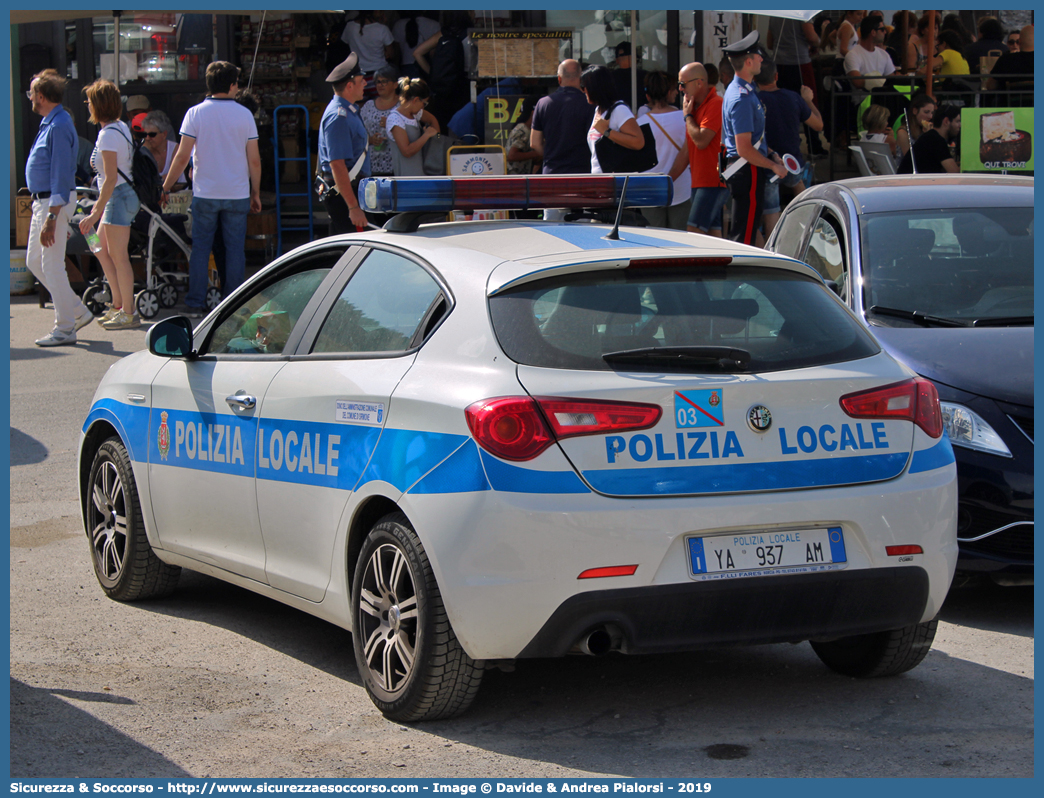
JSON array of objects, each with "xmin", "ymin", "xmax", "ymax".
[{"xmin": 687, "ymin": 86, "xmax": 724, "ymax": 188}]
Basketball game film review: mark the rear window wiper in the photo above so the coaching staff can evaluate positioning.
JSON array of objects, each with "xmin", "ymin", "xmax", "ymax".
[
  {"xmin": 867, "ymin": 306, "xmax": 969, "ymax": 328},
  {"xmin": 971, "ymin": 316, "xmax": 1034, "ymax": 327},
  {"xmin": 603, "ymin": 346, "xmax": 752, "ymax": 370}
]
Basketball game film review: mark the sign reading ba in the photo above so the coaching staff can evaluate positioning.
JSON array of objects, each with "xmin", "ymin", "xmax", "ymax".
[
  {"xmin": 484, "ymin": 94, "xmax": 530, "ymax": 150},
  {"xmin": 961, "ymin": 107, "xmax": 1034, "ymax": 172}
]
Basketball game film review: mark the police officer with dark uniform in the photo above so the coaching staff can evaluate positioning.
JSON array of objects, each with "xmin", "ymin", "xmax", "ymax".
[
  {"xmin": 318, "ymin": 53, "xmax": 370, "ymax": 235},
  {"xmin": 720, "ymin": 31, "xmax": 788, "ymax": 245}
]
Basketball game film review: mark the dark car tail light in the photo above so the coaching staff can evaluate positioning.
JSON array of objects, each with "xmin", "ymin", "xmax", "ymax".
[
  {"xmin": 465, "ymin": 397, "xmax": 662, "ymax": 461},
  {"xmin": 840, "ymin": 378, "xmax": 943, "ymax": 438}
]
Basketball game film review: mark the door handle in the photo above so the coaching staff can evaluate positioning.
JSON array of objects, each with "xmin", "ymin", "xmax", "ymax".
[{"xmin": 225, "ymin": 392, "xmax": 257, "ymax": 410}]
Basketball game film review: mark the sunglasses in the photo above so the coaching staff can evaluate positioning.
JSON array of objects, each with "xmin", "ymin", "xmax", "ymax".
[
  {"xmin": 677, "ymin": 77, "xmax": 701, "ymax": 88},
  {"xmin": 1008, "ymin": 38, "xmax": 1020, "ymax": 44}
]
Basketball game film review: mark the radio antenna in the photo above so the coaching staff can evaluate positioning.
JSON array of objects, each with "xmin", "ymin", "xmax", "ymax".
[{"xmin": 604, "ymin": 175, "xmax": 630, "ymax": 241}]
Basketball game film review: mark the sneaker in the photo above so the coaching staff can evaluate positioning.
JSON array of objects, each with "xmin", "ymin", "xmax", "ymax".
[
  {"xmin": 101, "ymin": 310, "xmax": 142, "ymax": 330},
  {"xmin": 35, "ymin": 328, "xmax": 77, "ymax": 347},
  {"xmin": 183, "ymin": 306, "xmax": 205, "ymax": 319},
  {"xmin": 74, "ymin": 307, "xmax": 95, "ymax": 331},
  {"xmin": 96, "ymin": 305, "xmax": 119, "ymax": 326}
]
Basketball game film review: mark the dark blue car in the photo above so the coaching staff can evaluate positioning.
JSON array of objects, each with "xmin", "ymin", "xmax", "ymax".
[{"xmin": 768, "ymin": 174, "xmax": 1033, "ymax": 584}]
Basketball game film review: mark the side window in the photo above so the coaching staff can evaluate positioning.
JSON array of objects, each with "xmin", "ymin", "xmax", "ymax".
[
  {"xmin": 206, "ymin": 267, "xmax": 333, "ymax": 355},
  {"xmin": 771, "ymin": 203, "xmax": 819, "ymax": 259},
  {"xmin": 312, "ymin": 249, "xmax": 444, "ymax": 354},
  {"xmin": 803, "ymin": 213, "xmax": 848, "ymax": 297}
]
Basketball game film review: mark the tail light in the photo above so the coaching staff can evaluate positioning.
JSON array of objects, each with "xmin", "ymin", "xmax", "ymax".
[
  {"xmin": 839, "ymin": 377, "xmax": 943, "ymax": 438},
  {"xmin": 465, "ymin": 396, "xmax": 662, "ymax": 462}
]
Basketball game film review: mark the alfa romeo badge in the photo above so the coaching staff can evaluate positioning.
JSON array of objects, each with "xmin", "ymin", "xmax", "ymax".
[{"xmin": 747, "ymin": 405, "xmax": 772, "ymax": 432}]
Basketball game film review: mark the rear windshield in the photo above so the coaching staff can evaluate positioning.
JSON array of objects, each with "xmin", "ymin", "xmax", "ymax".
[
  {"xmin": 489, "ymin": 265, "xmax": 879, "ymax": 372},
  {"xmin": 859, "ymin": 207, "xmax": 1034, "ymax": 325}
]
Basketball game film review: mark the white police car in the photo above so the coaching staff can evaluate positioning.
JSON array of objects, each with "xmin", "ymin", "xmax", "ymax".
[{"xmin": 80, "ymin": 174, "xmax": 958, "ymax": 722}]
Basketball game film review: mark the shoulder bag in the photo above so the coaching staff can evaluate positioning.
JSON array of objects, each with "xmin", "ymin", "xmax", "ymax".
[{"xmin": 595, "ymin": 102, "xmax": 658, "ymax": 173}]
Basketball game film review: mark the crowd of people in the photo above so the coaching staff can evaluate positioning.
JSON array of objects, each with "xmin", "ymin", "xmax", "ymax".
[{"xmin": 21, "ymin": 11, "xmax": 1034, "ymax": 347}]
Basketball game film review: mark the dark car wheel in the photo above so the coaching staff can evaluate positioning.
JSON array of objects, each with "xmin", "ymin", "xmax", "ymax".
[
  {"xmin": 351, "ymin": 513, "xmax": 483, "ymax": 721},
  {"xmin": 811, "ymin": 619, "xmax": 938, "ymax": 678},
  {"xmin": 86, "ymin": 438, "xmax": 181, "ymax": 601}
]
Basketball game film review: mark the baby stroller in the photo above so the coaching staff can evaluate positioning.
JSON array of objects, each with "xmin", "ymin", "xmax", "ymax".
[{"xmin": 75, "ymin": 187, "xmax": 221, "ymax": 320}]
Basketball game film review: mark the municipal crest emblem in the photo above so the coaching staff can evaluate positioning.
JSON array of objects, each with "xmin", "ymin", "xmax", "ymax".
[
  {"xmin": 158, "ymin": 411, "xmax": 170, "ymax": 460},
  {"xmin": 709, "ymin": 391, "xmax": 720, "ymax": 407}
]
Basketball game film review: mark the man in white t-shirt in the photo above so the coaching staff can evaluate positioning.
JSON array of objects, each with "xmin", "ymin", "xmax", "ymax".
[
  {"xmin": 844, "ymin": 15, "xmax": 895, "ymax": 103},
  {"xmin": 162, "ymin": 61, "xmax": 261, "ymax": 316}
]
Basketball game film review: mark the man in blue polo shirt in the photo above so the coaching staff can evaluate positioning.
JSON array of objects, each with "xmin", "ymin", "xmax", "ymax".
[
  {"xmin": 318, "ymin": 54, "xmax": 371, "ymax": 235},
  {"xmin": 25, "ymin": 69, "xmax": 94, "ymax": 346},
  {"xmin": 721, "ymin": 32, "xmax": 788, "ymax": 245}
]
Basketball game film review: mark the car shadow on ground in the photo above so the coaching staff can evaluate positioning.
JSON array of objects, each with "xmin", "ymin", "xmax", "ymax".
[
  {"xmin": 9, "ymin": 427, "xmax": 48, "ymax": 466},
  {"xmin": 133, "ymin": 569, "xmax": 359, "ymax": 685},
  {"xmin": 939, "ymin": 579, "xmax": 1033, "ymax": 638},
  {"xmin": 127, "ymin": 568, "xmax": 1034, "ymax": 777},
  {"xmin": 10, "ymin": 678, "xmax": 193, "ymax": 778}
]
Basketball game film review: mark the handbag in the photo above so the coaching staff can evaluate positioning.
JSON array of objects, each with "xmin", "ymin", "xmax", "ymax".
[{"xmin": 594, "ymin": 104, "xmax": 658, "ymax": 173}]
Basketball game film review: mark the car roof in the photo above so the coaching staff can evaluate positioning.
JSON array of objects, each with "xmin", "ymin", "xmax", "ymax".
[
  {"xmin": 305, "ymin": 220, "xmax": 815, "ymax": 293},
  {"xmin": 796, "ymin": 174, "xmax": 1034, "ymax": 215}
]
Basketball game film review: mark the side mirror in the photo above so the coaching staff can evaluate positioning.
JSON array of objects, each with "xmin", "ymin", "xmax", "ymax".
[{"xmin": 146, "ymin": 316, "xmax": 195, "ymax": 358}]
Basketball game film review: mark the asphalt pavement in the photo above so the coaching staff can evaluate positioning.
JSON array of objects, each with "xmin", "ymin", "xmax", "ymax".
[{"xmin": 7, "ymin": 291, "xmax": 1034, "ymax": 779}]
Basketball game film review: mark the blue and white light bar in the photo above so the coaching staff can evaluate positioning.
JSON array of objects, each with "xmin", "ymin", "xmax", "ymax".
[{"xmin": 360, "ymin": 174, "xmax": 673, "ymax": 214}]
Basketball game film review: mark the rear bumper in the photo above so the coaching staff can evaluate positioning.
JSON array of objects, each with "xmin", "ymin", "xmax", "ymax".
[{"xmin": 518, "ymin": 567, "xmax": 930, "ymax": 657}]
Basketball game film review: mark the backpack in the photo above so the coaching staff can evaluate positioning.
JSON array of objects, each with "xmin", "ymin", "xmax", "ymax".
[
  {"xmin": 428, "ymin": 31, "xmax": 467, "ymax": 92},
  {"xmin": 113, "ymin": 124, "xmax": 163, "ymax": 213}
]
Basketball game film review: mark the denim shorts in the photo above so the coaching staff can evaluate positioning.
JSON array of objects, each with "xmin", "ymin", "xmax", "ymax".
[
  {"xmin": 763, "ymin": 168, "xmax": 806, "ymax": 214},
  {"xmin": 687, "ymin": 186, "xmax": 729, "ymax": 232},
  {"xmin": 101, "ymin": 182, "xmax": 141, "ymax": 227}
]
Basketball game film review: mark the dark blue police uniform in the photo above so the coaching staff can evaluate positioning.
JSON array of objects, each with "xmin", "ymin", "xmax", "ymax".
[
  {"xmin": 318, "ymin": 94, "xmax": 370, "ymax": 235},
  {"xmin": 722, "ymin": 74, "xmax": 770, "ymax": 245}
]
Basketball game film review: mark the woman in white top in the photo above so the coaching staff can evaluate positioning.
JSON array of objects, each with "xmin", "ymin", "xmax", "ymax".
[
  {"xmin": 342, "ymin": 11, "xmax": 397, "ymax": 98},
  {"xmin": 78, "ymin": 79, "xmax": 141, "ymax": 330},
  {"xmin": 636, "ymin": 72, "xmax": 691, "ymax": 230},
  {"xmin": 836, "ymin": 10, "xmax": 864, "ymax": 58},
  {"xmin": 140, "ymin": 110, "xmax": 187, "ymax": 188},
  {"xmin": 385, "ymin": 77, "xmax": 442, "ymax": 176},
  {"xmin": 581, "ymin": 65, "xmax": 645, "ymax": 174}
]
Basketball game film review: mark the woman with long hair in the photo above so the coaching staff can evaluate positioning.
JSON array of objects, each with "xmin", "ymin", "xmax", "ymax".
[
  {"xmin": 895, "ymin": 93, "xmax": 936, "ymax": 158},
  {"xmin": 581, "ymin": 64, "xmax": 645, "ymax": 174},
  {"xmin": 935, "ymin": 30, "xmax": 970, "ymax": 75},
  {"xmin": 385, "ymin": 77, "xmax": 441, "ymax": 176},
  {"xmin": 78, "ymin": 79, "xmax": 141, "ymax": 330},
  {"xmin": 907, "ymin": 13, "xmax": 940, "ymax": 72},
  {"xmin": 636, "ymin": 71, "xmax": 690, "ymax": 229}
]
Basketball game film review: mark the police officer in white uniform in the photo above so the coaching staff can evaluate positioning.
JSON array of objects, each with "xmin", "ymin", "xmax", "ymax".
[
  {"xmin": 318, "ymin": 54, "xmax": 371, "ymax": 235},
  {"xmin": 720, "ymin": 32, "xmax": 788, "ymax": 245}
]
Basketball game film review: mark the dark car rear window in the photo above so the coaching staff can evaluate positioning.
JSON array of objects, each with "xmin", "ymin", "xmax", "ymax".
[{"xmin": 489, "ymin": 265, "xmax": 879, "ymax": 372}]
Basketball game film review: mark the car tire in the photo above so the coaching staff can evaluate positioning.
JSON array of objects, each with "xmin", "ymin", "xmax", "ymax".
[
  {"xmin": 351, "ymin": 513, "xmax": 483, "ymax": 721},
  {"xmin": 86, "ymin": 437, "xmax": 181, "ymax": 601},
  {"xmin": 811, "ymin": 619, "xmax": 938, "ymax": 678}
]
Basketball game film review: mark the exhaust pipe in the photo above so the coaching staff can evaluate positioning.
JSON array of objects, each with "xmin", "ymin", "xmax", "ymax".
[{"xmin": 577, "ymin": 627, "xmax": 613, "ymax": 656}]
